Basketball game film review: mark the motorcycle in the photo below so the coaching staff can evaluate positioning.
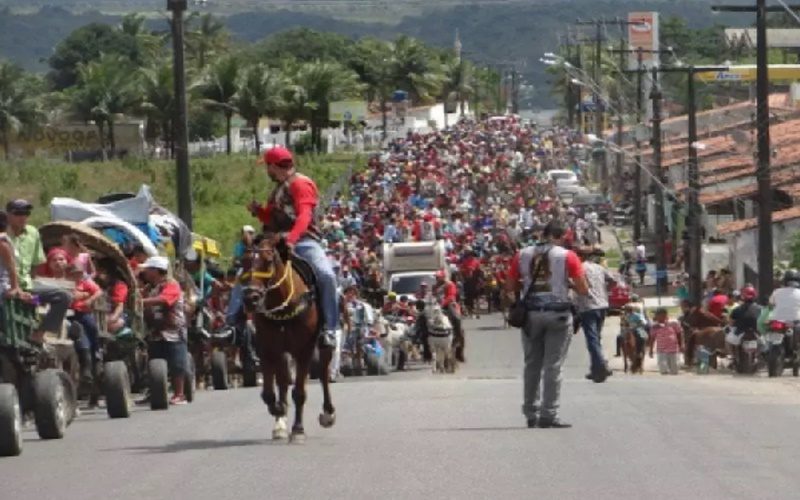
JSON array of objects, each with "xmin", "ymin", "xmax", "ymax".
[
  {"xmin": 765, "ymin": 320, "xmax": 800, "ymax": 377},
  {"xmin": 726, "ymin": 326, "xmax": 760, "ymax": 375}
]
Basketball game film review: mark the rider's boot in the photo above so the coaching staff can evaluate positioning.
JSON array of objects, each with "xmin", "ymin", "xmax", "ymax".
[{"xmin": 318, "ymin": 329, "xmax": 337, "ymax": 350}]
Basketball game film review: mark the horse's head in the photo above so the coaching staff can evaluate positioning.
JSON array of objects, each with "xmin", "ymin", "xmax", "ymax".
[{"xmin": 241, "ymin": 232, "xmax": 283, "ymax": 311}]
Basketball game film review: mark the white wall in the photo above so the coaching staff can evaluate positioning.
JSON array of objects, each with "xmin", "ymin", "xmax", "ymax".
[{"xmin": 728, "ymin": 217, "xmax": 800, "ymax": 287}]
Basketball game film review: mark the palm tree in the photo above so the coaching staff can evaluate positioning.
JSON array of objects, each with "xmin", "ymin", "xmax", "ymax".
[
  {"xmin": 235, "ymin": 64, "xmax": 284, "ymax": 155},
  {"xmin": 0, "ymin": 62, "xmax": 42, "ymax": 160},
  {"xmin": 350, "ymin": 38, "xmax": 395, "ymax": 139},
  {"xmin": 120, "ymin": 13, "xmax": 164, "ymax": 63},
  {"xmin": 138, "ymin": 61, "xmax": 175, "ymax": 156},
  {"xmin": 391, "ymin": 35, "xmax": 443, "ymax": 105},
  {"xmin": 69, "ymin": 54, "xmax": 139, "ymax": 158},
  {"xmin": 197, "ymin": 56, "xmax": 240, "ymax": 155},
  {"xmin": 186, "ymin": 13, "xmax": 229, "ymax": 70},
  {"xmin": 439, "ymin": 56, "xmax": 473, "ymax": 128},
  {"xmin": 276, "ymin": 79, "xmax": 311, "ymax": 150},
  {"xmin": 295, "ymin": 60, "xmax": 363, "ymax": 152}
]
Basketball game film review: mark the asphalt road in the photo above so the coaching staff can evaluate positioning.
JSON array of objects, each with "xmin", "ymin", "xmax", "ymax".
[{"xmin": 5, "ymin": 314, "xmax": 800, "ymax": 500}]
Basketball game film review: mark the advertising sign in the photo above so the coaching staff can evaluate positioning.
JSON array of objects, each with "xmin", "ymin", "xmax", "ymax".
[
  {"xmin": 695, "ymin": 65, "xmax": 800, "ymax": 83},
  {"xmin": 628, "ymin": 11, "xmax": 660, "ymax": 69},
  {"xmin": 328, "ymin": 100, "xmax": 368, "ymax": 122}
]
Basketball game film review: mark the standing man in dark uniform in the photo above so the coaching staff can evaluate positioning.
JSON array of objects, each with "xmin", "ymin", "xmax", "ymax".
[
  {"xmin": 248, "ymin": 146, "xmax": 339, "ymax": 348},
  {"xmin": 507, "ymin": 222, "xmax": 589, "ymax": 428}
]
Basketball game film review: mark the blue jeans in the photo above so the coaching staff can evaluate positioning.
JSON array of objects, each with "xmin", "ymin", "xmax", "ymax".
[
  {"xmin": 295, "ymin": 238, "xmax": 339, "ymax": 331},
  {"xmin": 226, "ymin": 283, "xmax": 243, "ymax": 326},
  {"xmin": 580, "ymin": 309, "xmax": 607, "ymax": 373}
]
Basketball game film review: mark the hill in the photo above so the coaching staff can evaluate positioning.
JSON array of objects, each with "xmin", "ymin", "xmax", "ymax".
[{"xmin": 0, "ymin": 1, "xmax": 741, "ymax": 107}]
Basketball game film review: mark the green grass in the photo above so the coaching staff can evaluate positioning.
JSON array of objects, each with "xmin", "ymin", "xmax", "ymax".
[{"xmin": 0, "ymin": 152, "xmax": 361, "ymax": 263}]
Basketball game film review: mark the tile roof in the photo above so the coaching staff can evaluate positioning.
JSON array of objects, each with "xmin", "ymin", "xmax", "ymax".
[
  {"xmin": 717, "ymin": 205, "xmax": 800, "ymax": 235},
  {"xmin": 699, "ymin": 167, "xmax": 800, "ymax": 205}
]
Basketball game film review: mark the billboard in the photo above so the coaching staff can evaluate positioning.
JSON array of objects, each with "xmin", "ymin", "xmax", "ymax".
[
  {"xmin": 328, "ymin": 100, "xmax": 368, "ymax": 122},
  {"xmin": 695, "ymin": 64, "xmax": 800, "ymax": 83},
  {"xmin": 628, "ymin": 11, "xmax": 660, "ymax": 69},
  {"xmin": 7, "ymin": 122, "xmax": 144, "ymax": 159}
]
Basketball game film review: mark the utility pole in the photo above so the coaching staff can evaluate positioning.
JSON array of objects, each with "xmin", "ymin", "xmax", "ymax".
[
  {"xmin": 617, "ymin": 46, "xmax": 672, "ymax": 242},
  {"xmin": 650, "ymin": 67, "xmax": 667, "ymax": 295},
  {"xmin": 710, "ymin": 2, "xmax": 800, "ymax": 302},
  {"xmin": 168, "ymin": 0, "xmax": 193, "ymax": 230}
]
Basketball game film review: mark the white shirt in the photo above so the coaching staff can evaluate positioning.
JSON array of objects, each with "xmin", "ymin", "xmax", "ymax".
[
  {"xmin": 769, "ymin": 287, "xmax": 800, "ymax": 322},
  {"xmin": 635, "ymin": 244, "xmax": 646, "ymax": 262}
]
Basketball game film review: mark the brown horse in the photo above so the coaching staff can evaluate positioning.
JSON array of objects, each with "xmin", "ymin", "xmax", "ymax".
[
  {"xmin": 242, "ymin": 235, "xmax": 336, "ymax": 443},
  {"xmin": 622, "ymin": 329, "xmax": 646, "ymax": 374}
]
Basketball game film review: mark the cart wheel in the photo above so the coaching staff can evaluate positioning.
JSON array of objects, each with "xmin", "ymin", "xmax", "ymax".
[
  {"xmin": 211, "ymin": 351, "xmax": 229, "ymax": 390},
  {"xmin": 0, "ymin": 384, "xmax": 22, "ymax": 456},
  {"xmin": 33, "ymin": 369, "xmax": 69, "ymax": 440},
  {"xmin": 148, "ymin": 359, "xmax": 169, "ymax": 410},
  {"xmin": 185, "ymin": 354, "xmax": 196, "ymax": 403},
  {"xmin": 104, "ymin": 361, "xmax": 131, "ymax": 419}
]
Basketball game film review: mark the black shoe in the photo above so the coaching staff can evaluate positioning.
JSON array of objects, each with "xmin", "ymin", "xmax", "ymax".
[
  {"xmin": 537, "ymin": 419, "xmax": 572, "ymax": 429},
  {"xmin": 527, "ymin": 419, "xmax": 537, "ymax": 428},
  {"xmin": 318, "ymin": 330, "xmax": 336, "ymax": 349}
]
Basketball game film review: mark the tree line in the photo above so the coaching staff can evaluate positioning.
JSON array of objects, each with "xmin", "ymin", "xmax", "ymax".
[{"xmin": 0, "ymin": 13, "xmax": 504, "ymax": 160}]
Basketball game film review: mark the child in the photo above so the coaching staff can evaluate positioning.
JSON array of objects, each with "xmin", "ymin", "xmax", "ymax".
[
  {"xmin": 648, "ymin": 307, "xmax": 683, "ymax": 375},
  {"xmin": 68, "ymin": 264, "xmax": 103, "ymax": 394}
]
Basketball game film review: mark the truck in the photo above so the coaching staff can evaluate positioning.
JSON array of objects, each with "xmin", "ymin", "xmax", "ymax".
[{"xmin": 382, "ymin": 241, "xmax": 448, "ymax": 302}]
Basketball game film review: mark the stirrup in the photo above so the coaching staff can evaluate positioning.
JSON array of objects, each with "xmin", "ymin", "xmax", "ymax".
[{"xmin": 318, "ymin": 330, "xmax": 336, "ymax": 349}]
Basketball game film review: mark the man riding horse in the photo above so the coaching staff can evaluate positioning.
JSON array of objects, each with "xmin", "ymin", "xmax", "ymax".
[{"xmin": 248, "ymin": 146, "xmax": 339, "ymax": 348}]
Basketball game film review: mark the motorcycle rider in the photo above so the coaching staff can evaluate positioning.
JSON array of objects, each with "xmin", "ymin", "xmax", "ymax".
[
  {"xmin": 730, "ymin": 285, "xmax": 761, "ymax": 334},
  {"xmin": 769, "ymin": 270, "xmax": 800, "ymax": 323},
  {"xmin": 248, "ymin": 146, "xmax": 339, "ymax": 349}
]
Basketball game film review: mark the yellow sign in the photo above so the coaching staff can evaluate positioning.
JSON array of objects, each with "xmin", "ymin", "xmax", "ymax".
[
  {"xmin": 696, "ymin": 64, "xmax": 800, "ymax": 83},
  {"xmin": 329, "ymin": 100, "xmax": 368, "ymax": 122}
]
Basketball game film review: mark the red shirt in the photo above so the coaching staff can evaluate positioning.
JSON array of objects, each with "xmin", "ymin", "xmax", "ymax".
[
  {"xmin": 707, "ymin": 294, "xmax": 729, "ymax": 319},
  {"xmin": 650, "ymin": 320, "xmax": 682, "ymax": 354},
  {"xmin": 439, "ymin": 281, "xmax": 458, "ymax": 307},
  {"xmin": 109, "ymin": 281, "xmax": 129, "ymax": 305},
  {"xmin": 72, "ymin": 278, "xmax": 101, "ymax": 313}
]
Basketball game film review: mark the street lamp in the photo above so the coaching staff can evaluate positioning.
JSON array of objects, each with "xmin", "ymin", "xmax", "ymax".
[
  {"xmin": 168, "ymin": 0, "xmax": 193, "ymax": 230},
  {"xmin": 711, "ymin": 2, "xmax": 800, "ymax": 302}
]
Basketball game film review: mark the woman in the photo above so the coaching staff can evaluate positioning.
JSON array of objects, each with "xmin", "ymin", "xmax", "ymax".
[
  {"xmin": 95, "ymin": 258, "xmax": 129, "ymax": 335},
  {"xmin": 62, "ymin": 233, "xmax": 95, "ymax": 278}
]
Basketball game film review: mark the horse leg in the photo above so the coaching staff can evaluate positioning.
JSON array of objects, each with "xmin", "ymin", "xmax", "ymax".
[
  {"xmin": 318, "ymin": 346, "xmax": 336, "ymax": 429},
  {"xmin": 290, "ymin": 359, "xmax": 309, "ymax": 443},
  {"xmin": 623, "ymin": 341, "xmax": 629, "ymax": 373},
  {"xmin": 271, "ymin": 353, "xmax": 290, "ymax": 441},
  {"xmin": 260, "ymin": 351, "xmax": 287, "ymax": 441}
]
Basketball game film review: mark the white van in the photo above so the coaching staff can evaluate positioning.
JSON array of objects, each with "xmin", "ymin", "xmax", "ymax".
[
  {"xmin": 382, "ymin": 241, "xmax": 447, "ymax": 302},
  {"xmin": 546, "ymin": 169, "xmax": 578, "ymax": 185}
]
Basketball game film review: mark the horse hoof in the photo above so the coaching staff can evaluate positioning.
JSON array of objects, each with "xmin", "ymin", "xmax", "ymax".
[
  {"xmin": 272, "ymin": 429, "xmax": 288, "ymax": 441},
  {"xmin": 290, "ymin": 431, "xmax": 306, "ymax": 444},
  {"xmin": 319, "ymin": 412, "xmax": 336, "ymax": 428}
]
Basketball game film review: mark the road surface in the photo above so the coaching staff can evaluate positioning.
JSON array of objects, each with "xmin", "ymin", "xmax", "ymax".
[{"xmin": 4, "ymin": 314, "xmax": 800, "ymax": 500}]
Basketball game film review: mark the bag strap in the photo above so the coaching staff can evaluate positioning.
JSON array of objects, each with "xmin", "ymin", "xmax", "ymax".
[{"xmin": 521, "ymin": 247, "xmax": 551, "ymax": 300}]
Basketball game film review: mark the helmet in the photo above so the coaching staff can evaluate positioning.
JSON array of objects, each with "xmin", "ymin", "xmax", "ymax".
[
  {"xmin": 262, "ymin": 146, "xmax": 293, "ymax": 166},
  {"xmin": 783, "ymin": 269, "xmax": 800, "ymax": 287},
  {"xmin": 387, "ymin": 292, "xmax": 397, "ymax": 300},
  {"xmin": 740, "ymin": 286, "xmax": 757, "ymax": 301}
]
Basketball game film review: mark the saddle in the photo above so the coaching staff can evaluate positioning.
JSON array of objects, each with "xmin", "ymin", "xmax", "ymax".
[{"xmin": 275, "ymin": 242, "xmax": 324, "ymax": 330}]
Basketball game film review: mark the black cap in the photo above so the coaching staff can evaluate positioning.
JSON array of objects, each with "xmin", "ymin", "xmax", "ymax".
[{"xmin": 6, "ymin": 199, "xmax": 32, "ymax": 215}]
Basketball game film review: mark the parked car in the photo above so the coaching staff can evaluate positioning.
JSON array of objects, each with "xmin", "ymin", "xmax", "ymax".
[
  {"xmin": 546, "ymin": 169, "xmax": 578, "ymax": 185},
  {"xmin": 571, "ymin": 193, "xmax": 611, "ymax": 223},
  {"xmin": 608, "ymin": 280, "xmax": 631, "ymax": 313}
]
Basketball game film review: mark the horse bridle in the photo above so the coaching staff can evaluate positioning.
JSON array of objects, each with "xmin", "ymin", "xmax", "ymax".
[{"xmin": 246, "ymin": 257, "xmax": 311, "ymax": 322}]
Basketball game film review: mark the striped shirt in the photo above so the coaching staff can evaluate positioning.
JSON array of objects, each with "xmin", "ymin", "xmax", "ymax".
[{"xmin": 650, "ymin": 320, "xmax": 682, "ymax": 354}]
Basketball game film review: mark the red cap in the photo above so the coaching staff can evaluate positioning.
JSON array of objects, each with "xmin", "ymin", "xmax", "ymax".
[
  {"xmin": 740, "ymin": 286, "xmax": 757, "ymax": 300},
  {"xmin": 435, "ymin": 270, "xmax": 446, "ymax": 279},
  {"xmin": 423, "ymin": 213, "xmax": 434, "ymax": 221},
  {"xmin": 261, "ymin": 146, "xmax": 294, "ymax": 166}
]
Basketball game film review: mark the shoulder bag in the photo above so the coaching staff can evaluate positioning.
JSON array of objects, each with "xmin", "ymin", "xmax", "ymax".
[{"xmin": 507, "ymin": 248, "xmax": 550, "ymax": 328}]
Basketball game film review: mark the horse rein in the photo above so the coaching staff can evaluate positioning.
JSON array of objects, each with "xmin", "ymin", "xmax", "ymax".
[{"xmin": 246, "ymin": 258, "xmax": 309, "ymax": 321}]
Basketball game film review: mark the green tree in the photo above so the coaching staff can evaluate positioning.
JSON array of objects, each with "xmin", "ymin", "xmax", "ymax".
[
  {"xmin": 295, "ymin": 60, "xmax": 362, "ymax": 152},
  {"xmin": 390, "ymin": 35, "xmax": 443, "ymax": 105},
  {"xmin": 275, "ymin": 64, "xmax": 312, "ymax": 149},
  {"xmin": 438, "ymin": 55, "xmax": 473, "ymax": 127},
  {"xmin": 197, "ymin": 55, "xmax": 240, "ymax": 155},
  {"xmin": 349, "ymin": 37, "xmax": 395, "ymax": 139},
  {"xmin": 48, "ymin": 23, "xmax": 141, "ymax": 90},
  {"xmin": 138, "ymin": 61, "xmax": 175, "ymax": 156},
  {"xmin": 186, "ymin": 13, "xmax": 229, "ymax": 70},
  {"xmin": 235, "ymin": 64, "xmax": 284, "ymax": 155},
  {"xmin": 120, "ymin": 13, "xmax": 165, "ymax": 63},
  {"xmin": 69, "ymin": 54, "xmax": 140, "ymax": 158},
  {"xmin": 253, "ymin": 28, "xmax": 354, "ymax": 65},
  {"xmin": 0, "ymin": 62, "xmax": 43, "ymax": 160}
]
